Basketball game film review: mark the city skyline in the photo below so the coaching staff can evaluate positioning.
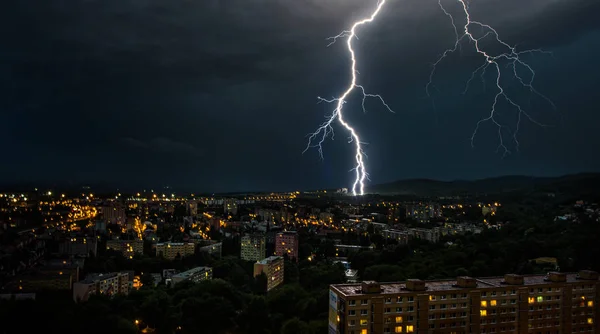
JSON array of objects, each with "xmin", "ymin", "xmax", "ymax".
[{"xmin": 2, "ymin": 0, "xmax": 600, "ymax": 192}]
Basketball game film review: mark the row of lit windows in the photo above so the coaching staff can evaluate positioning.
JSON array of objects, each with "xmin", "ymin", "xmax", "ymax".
[{"xmin": 348, "ymin": 327, "xmax": 414, "ymax": 334}]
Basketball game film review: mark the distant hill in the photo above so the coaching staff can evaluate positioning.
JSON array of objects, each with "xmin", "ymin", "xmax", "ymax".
[{"xmin": 367, "ymin": 173, "xmax": 600, "ymax": 197}]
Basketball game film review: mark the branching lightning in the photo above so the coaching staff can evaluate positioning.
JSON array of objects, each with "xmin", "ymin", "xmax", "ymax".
[
  {"xmin": 427, "ymin": 0, "xmax": 556, "ymax": 156},
  {"xmin": 303, "ymin": 0, "xmax": 393, "ymax": 196}
]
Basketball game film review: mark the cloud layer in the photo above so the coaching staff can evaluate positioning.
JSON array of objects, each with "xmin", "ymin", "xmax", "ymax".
[{"xmin": 1, "ymin": 0, "xmax": 599, "ymax": 191}]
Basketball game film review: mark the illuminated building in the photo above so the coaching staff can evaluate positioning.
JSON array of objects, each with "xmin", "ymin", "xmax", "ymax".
[
  {"xmin": 241, "ymin": 234, "xmax": 266, "ymax": 262},
  {"xmin": 106, "ymin": 239, "xmax": 143, "ymax": 258},
  {"xmin": 405, "ymin": 203, "xmax": 442, "ymax": 223},
  {"xmin": 102, "ymin": 205, "xmax": 127, "ymax": 224},
  {"xmin": 170, "ymin": 267, "xmax": 213, "ymax": 286},
  {"xmin": 224, "ymin": 198, "xmax": 238, "ymax": 215},
  {"xmin": 381, "ymin": 229, "xmax": 409, "ymax": 245},
  {"xmin": 275, "ymin": 231, "xmax": 298, "ymax": 261},
  {"xmin": 73, "ymin": 272, "xmax": 130, "ymax": 302},
  {"xmin": 253, "ymin": 256, "xmax": 284, "ymax": 292},
  {"xmin": 155, "ymin": 242, "xmax": 195, "ymax": 260},
  {"xmin": 198, "ymin": 241, "xmax": 222, "ymax": 258},
  {"xmin": 186, "ymin": 200, "xmax": 198, "ymax": 216},
  {"xmin": 58, "ymin": 236, "xmax": 97, "ymax": 257},
  {"xmin": 329, "ymin": 271, "xmax": 600, "ymax": 334}
]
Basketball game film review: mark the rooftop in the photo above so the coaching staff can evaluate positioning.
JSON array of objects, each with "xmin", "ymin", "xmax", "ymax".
[
  {"xmin": 331, "ymin": 272, "xmax": 598, "ymax": 297},
  {"xmin": 172, "ymin": 267, "xmax": 212, "ymax": 279},
  {"xmin": 257, "ymin": 255, "xmax": 282, "ymax": 264},
  {"xmin": 80, "ymin": 272, "xmax": 127, "ymax": 284}
]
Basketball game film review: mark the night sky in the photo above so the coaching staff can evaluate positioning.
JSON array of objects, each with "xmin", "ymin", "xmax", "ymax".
[{"xmin": 1, "ymin": 0, "xmax": 599, "ymax": 192}]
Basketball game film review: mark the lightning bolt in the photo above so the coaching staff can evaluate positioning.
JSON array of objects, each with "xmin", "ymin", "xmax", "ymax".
[
  {"xmin": 427, "ymin": 0, "xmax": 555, "ymax": 156},
  {"xmin": 303, "ymin": 0, "xmax": 393, "ymax": 196}
]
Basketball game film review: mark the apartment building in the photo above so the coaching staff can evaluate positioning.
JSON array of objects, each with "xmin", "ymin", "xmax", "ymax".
[
  {"xmin": 198, "ymin": 241, "xmax": 222, "ymax": 258},
  {"xmin": 170, "ymin": 267, "xmax": 213, "ymax": 286},
  {"xmin": 73, "ymin": 272, "xmax": 130, "ymax": 302},
  {"xmin": 241, "ymin": 234, "xmax": 266, "ymax": 262},
  {"xmin": 253, "ymin": 256, "xmax": 284, "ymax": 292},
  {"xmin": 275, "ymin": 231, "xmax": 298, "ymax": 261},
  {"xmin": 58, "ymin": 236, "xmax": 98, "ymax": 257},
  {"xmin": 155, "ymin": 242, "xmax": 195, "ymax": 260},
  {"xmin": 106, "ymin": 239, "xmax": 144, "ymax": 258},
  {"xmin": 329, "ymin": 270, "xmax": 600, "ymax": 334}
]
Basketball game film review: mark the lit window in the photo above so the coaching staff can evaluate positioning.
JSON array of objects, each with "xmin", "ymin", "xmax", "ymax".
[
  {"xmin": 429, "ymin": 295, "xmax": 435, "ymax": 301},
  {"xmin": 490, "ymin": 300, "xmax": 497, "ymax": 306},
  {"xmin": 481, "ymin": 301, "xmax": 487, "ymax": 308},
  {"xmin": 395, "ymin": 326, "xmax": 403, "ymax": 333},
  {"xmin": 588, "ymin": 318, "xmax": 594, "ymax": 325},
  {"xmin": 588, "ymin": 301, "xmax": 594, "ymax": 307},
  {"xmin": 395, "ymin": 316, "xmax": 402, "ymax": 323},
  {"xmin": 480, "ymin": 310, "xmax": 487, "ymax": 317},
  {"xmin": 360, "ymin": 319, "xmax": 368, "ymax": 325},
  {"xmin": 361, "ymin": 330, "xmax": 367, "ymax": 334},
  {"xmin": 536, "ymin": 296, "xmax": 543, "ymax": 302},
  {"xmin": 406, "ymin": 325, "xmax": 414, "ymax": 333},
  {"xmin": 528, "ymin": 297, "xmax": 535, "ymax": 304}
]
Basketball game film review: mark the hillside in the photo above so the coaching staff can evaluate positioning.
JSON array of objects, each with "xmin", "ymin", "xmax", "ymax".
[{"xmin": 367, "ymin": 173, "xmax": 600, "ymax": 197}]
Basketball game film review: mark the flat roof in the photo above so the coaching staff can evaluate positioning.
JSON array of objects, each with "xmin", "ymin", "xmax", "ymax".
[
  {"xmin": 257, "ymin": 256, "xmax": 282, "ymax": 264},
  {"xmin": 331, "ymin": 273, "xmax": 596, "ymax": 297},
  {"xmin": 172, "ymin": 266, "xmax": 212, "ymax": 279}
]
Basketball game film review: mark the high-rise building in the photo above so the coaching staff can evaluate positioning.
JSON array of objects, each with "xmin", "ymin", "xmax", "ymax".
[
  {"xmin": 187, "ymin": 200, "xmax": 198, "ymax": 216},
  {"xmin": 275, "ymin": 231, "xmax": 299, "ymax": 261},
  {"xmin": 102, "ymin": 205, "xmax": 127, "ymax": 224},
  {"xmin": 224, "ymin": 198, "xmax": 238, "ymax": 215},
  {"xmin": 329, "ymin": 271, "xmax": 600, "ymax": 334},
  {"xmin": 253, "ymin": 256, "xmax": 284, "ymax": 292},
  {"xmin": 241, "ymin": 234, "xmax": 266, "ymax": 262}
]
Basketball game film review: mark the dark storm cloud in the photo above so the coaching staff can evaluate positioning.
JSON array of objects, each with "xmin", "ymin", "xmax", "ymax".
[
  {"xmin": 1, "ymin": 0, "xmax": 599, "ymax": 191},
  {"xmin": 121, "ymin": 137, "xmax": 204, "ymax": 157}
]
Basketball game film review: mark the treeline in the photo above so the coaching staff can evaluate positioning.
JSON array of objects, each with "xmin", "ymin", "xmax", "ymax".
[{"xmin": 350, "ymin": 202, "xmax": 600, "ymax": 281}]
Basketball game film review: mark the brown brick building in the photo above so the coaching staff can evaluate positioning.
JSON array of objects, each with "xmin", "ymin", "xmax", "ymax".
[{"xmin": 328, "ymin": 271, "xmax": 599, "ymax": 334}]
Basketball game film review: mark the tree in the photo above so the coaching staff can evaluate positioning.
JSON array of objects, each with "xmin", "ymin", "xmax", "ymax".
[
  {"xmin": 253, "ymin": 272, "xmax": 268, "ymax": 294},
  {"xmin": 180, "ymin": 295, "xmax": 236, "ymax": 334},
  {"xmin": 281, "ymin": 317, "xmax": 312, "ymax": 334},
  {"xmin": 140, "ymin": 273, "xmax": 155, "ymax": 288},
  {"xmin": 238, "ymin": 296, "xmax": 271, "ymax": 334}
]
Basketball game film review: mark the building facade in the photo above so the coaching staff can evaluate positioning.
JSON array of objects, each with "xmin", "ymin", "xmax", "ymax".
[
  {"xmin": 73, "ymin": 272, "xmax": 130, "ymax": 302},
  {"xmin": 253, "ymin": 256, "xmax": 284, "ymax": 292},
  {"xmin": 275, "ymin": 231, "xmax": 299, "ymax": 261},
  {"xmin": 59, "ymin": 236, "xmax": 98, "ymax": 257},
  {"xmin": 106, "ymin": 239, "xmax": 144, "ymax": 258},
  {"xmin": 170, "ymin": 267, "xmax": 213, "ymax": 285},
  {"xmin": 329, "ymin": 271, "xmax": 600, "ymax": 334},
  {"xmin": 405, "ymin": 203, "xmax": 442, "ymax": 223},
  {"xmin": 198, "ymin": 241, "xmax": 222, "ymax": 258},
  {"xmin": 155, "ymin": 242, "xmax": 195, "ymax": 260},
  {"xmin": 241, "ymin": 234, "xmax": 266, "ymax": 262},
  {"xmin": 102, "ymin": 205, "xmax": 127, "ymax": 224}
]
